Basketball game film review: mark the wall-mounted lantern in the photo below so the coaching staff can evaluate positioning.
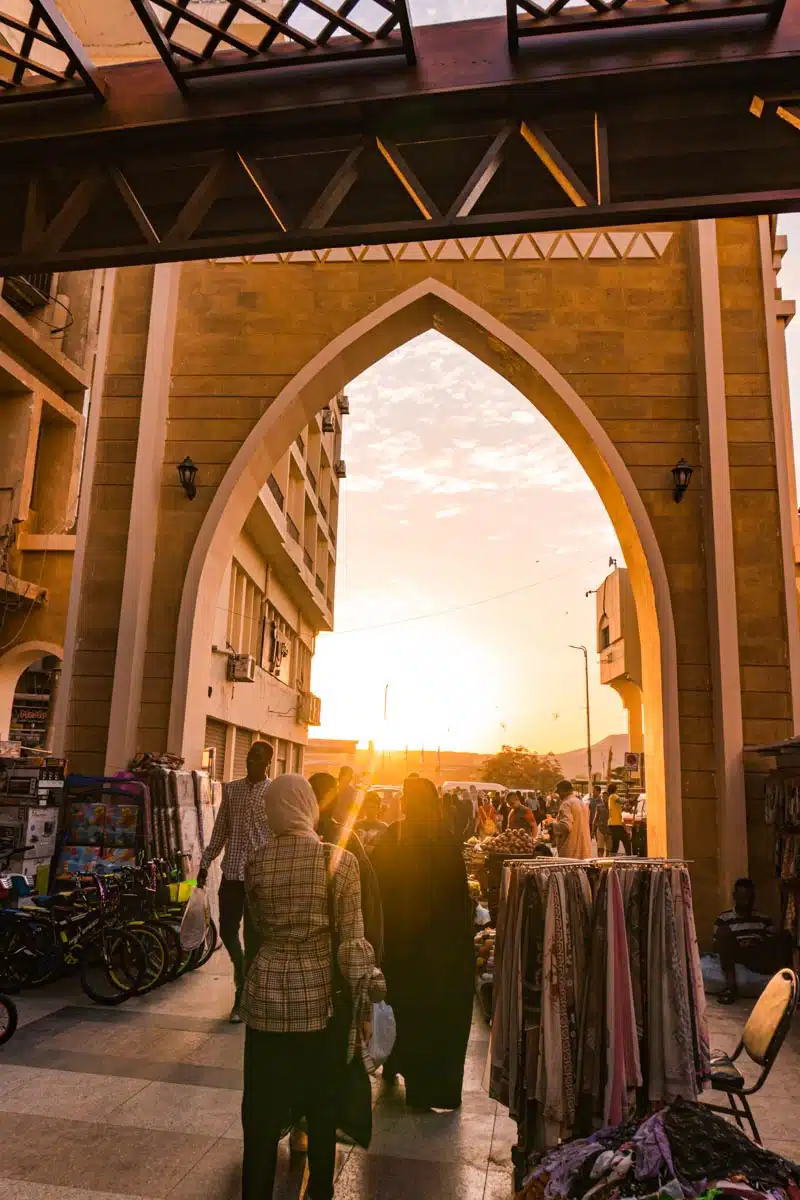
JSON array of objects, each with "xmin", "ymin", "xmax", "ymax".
[
  {"xmin": 672, "ymin": 458, "xmax": 693, "ymax": 503},
  {"xmin": 322, "ymin": 407, "xmax": 335, "ymax": 433},
  {"xmin": 177, "ymin": 456, "xmax": 198, "ymax": 500}
]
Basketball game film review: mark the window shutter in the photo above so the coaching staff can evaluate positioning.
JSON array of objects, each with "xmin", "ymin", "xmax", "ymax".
[
  {"xmin": 233, "ymin": 727, "xmax": 254, "ymax": 778},
  {"xmin": 204, "ymin": 718, "xmax": 227, "ymax": 780}
]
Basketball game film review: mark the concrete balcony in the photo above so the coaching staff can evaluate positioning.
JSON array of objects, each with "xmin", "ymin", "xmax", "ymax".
[
  {"xmin": 248, "ymin": 487, "xmax": 333, "ymax": 634},
  {"xmin": 599, "ymin": 639, "xmax": 629, "ymax": 686}
]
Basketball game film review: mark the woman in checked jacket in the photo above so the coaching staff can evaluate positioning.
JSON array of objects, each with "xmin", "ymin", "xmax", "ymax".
[{"xmin": 241, "ymin": 773, "xmax": 384, "ymax": 1200}]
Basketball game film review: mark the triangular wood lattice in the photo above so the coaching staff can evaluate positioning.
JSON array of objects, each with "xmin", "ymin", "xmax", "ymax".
[
  {"xmin": 129, "ymin": 0, "xmax": 416, "ymax": 91},
  {"xmin": 0, "ymin": 0, "xmax": 103, "ymax": 104}
]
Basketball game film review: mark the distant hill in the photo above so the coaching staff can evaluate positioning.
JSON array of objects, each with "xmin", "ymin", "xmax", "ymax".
[{"xmin": 555, "ymin": 733, "xmax": 629, "ymax": 781}]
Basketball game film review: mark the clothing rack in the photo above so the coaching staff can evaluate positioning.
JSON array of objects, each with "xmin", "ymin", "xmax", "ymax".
[{"xmin": 489, "ymin": 858, "xmax": 709, "ymax": 1189}]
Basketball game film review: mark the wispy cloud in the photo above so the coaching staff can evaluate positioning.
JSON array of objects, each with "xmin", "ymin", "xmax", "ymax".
[{"xmin": 435, "ymin": 506, "xmax": 462, "ymax": 520}]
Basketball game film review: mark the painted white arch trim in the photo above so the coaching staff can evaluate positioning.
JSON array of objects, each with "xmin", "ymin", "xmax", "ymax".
[
  {"xmin": 0, "ymin": 640, "xmax": 63, "ymax": 741},
  {"xmin": 168, "ymin": 278, "xmax": 682, "ymax": 854}
]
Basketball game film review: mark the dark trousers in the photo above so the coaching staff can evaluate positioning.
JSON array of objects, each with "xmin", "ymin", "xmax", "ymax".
[
  {"xmin": 219, "ymin": 879, "xmax": 258, "ymax": 995},
  {"xmin": 633, "ymin": 824, "xmax": 648, "ymax": 857},
  {"xmin": 717, "ymin": 927, "xmax": 793, "ymax": 981},
  {"xmin": 609, "ymin": 824, "xmax": 632, "ymax": 855},
  {"xmin": 242, "ymin": 1024, "xmax": 338, "ymax": 1200}
]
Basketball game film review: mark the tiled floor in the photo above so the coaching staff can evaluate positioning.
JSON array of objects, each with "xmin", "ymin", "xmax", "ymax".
[
  {"xmin": 1, "ymin": 956, "xmax": 798, "ymax": 1199},
  {"xmin": 0, "ymin": 954, "xmax": 514, "ymax": 1199}
]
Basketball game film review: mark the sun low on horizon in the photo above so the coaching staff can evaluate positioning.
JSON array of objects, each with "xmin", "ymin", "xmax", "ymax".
[{"xmin": 309, "ymin": 331, "xmax": 628, "ymax": 757}]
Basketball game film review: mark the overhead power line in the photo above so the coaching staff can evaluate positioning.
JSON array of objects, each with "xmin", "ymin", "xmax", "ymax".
[{"xmin": 330, "ymin": 555, "xmax": 611, "ymax": 636}]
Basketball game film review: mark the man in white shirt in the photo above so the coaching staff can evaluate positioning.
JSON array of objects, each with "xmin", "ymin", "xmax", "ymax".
[
  {"xmin": 547, "ymin": 779, "xmax": 592, "ymax": 859},
  {"xmin": 197, "ymin": 740, "xmax": 273, "ymax": 1021}
]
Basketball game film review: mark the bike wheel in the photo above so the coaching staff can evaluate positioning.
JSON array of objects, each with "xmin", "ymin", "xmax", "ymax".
[
  {"xmin": 154, "ymin": 920, "xmax": 184, "ymax": 982},
  {"xmin": 78, "ymin": 929, "xmax": 146, "ymax": 1006},
  {"xmin": 0, "ymin": 994, "xmax": 18, "ymax": 1045},
  {"xmin": 124, "ymin": 923, "xmax": 169, "ymax": 994},
  {"xmin": 0, "ymin": 920, "xmax": 59, "ymax": 991},
  {"xmin": 189, "ymin": 917, "xmax": 219, "ymax": 971}
]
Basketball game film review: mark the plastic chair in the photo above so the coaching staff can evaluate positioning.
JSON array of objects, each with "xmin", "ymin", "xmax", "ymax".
[{"xmin": 703, "ymin": 967, "xmax": 798, "ymax": 1143}]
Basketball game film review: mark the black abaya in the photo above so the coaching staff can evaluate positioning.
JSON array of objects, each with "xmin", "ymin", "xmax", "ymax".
[{"xmin": 370, "ymin": 819, "xmax": 474, "ymax": 1110}]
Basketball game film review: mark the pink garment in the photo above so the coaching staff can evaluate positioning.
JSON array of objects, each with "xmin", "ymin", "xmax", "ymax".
[{"xmin": 605, "ymin": 871, "xmax": 642, "ymax": 1126}]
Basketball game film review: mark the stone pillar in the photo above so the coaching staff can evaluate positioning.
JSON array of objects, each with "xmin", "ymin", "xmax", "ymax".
[
  {"xmin": 105, "ymin": 264, "xmax": 181, "ymax": 775},
  {"xmin": 59, "ymin": 267, "xmax": 164, "ymax": 776},
  {"xmin": 690, "ymin": 219, "xmax": 748, "ymax": 905}
]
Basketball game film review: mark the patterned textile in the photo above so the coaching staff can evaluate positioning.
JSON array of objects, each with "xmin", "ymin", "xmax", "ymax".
[
  {"xmin": 493, "ymin": 859, "xmax": 709, "ymax": 1168},
  {"xmin": 242, "ymin": 836, "xmax": 384, "ymax": 1063},
  {"xmin": 199, "ymin": 776, "xmax": 272, "ymax": 881}
]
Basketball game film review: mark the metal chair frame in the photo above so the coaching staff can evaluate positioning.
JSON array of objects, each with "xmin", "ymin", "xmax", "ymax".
[{"xmin": 703, "ymin": 967, "xmax": 799, "ymax": 1144}]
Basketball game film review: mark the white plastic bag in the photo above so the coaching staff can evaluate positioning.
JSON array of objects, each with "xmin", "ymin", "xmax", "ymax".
[
  {"xmin": 180, "ymin": 886, "xmax": 209, "ymax": 950},
  {"xmin": 367, "ymin": 1001, "xmax": 396, "ymax": 1068}
]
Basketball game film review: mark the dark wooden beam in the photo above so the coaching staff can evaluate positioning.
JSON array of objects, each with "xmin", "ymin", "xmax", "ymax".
[{"xmin": 303, "ymin": 144, "xmax": 365, "ymax": 230}]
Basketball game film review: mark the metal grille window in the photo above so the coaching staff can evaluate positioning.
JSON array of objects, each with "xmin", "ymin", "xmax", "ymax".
[
  {"xmin": 294, "ymin": 640, "xmax": 312, "ymax": 693},
  {"xmin": 233, "ymin": 727, "xmax": 254, "ymax": 779},
  {"xmin": 204, "ymin": 718, "xmax": 228, "ymax": 780},
  {"xmin": 265, "ymin": 604, "xmax": 295, "ymax": 684},
  {"xmin": 226, "ymin": 559, "xmax": 265, "ymax": 660},
  {"xmin": 2, "ymin": 273, "xmax": 53, "ymax": 316}
]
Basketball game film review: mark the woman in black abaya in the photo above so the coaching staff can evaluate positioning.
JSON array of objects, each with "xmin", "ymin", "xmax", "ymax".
[{"xmin": 370, "ymin": 776, "xmax": 474, "ymax": 1112}]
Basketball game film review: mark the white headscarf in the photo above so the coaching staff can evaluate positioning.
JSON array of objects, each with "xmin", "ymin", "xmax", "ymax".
[{"xmin": 265, "ymin": 774, "xmax": 319, "ymax": 837}]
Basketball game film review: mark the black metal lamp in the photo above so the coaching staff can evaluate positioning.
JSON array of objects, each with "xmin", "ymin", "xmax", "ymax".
[
  {"xmin": 177, "ymin": 456, "xmax": 198, "ymax": 500},
  {"xmin": 672, "ymin": 458, "xmax": 693, "ymax": 503},
  {"xmin": 321, "ymin": 407, "xmax": 335, "ymax": 433}
]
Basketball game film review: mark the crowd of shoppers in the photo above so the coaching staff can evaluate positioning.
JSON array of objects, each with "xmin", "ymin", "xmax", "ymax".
[{"xmin": 199, "ymin": 757, "xmax": 650, "ymax": 1198}]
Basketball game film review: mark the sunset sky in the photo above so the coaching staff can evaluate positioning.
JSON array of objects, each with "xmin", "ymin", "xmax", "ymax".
[{"xmin": 310, "ymin": 332, "xmax": 624, "ymax": 756}]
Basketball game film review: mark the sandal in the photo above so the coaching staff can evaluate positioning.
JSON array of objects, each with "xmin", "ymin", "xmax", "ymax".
[{"xmin": 717, "ymin": 988, "xmax": 738, "ymax": 1005}]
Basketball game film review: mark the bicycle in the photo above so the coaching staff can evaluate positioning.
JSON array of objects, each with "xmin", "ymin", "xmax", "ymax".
[{"xmin": 1, "ymin": 871, "xmax": 149, "ymax": 1004}]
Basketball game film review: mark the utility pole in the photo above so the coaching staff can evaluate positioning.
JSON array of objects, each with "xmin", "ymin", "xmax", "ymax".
[
  {"xmin": 384, "ymin": 683, "xmax": 389, "ymax": 722},
  {"xmin": 569, "ymin": 644, "xmax": 593, "ymax": 786}
]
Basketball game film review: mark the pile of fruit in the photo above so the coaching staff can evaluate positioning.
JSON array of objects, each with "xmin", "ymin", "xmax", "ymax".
[
  {"xmin": 483, "ymin": 829, "xmax": 539, "ymax": 856},
  {"xmin": 474, "ymin": 928, "xmax": 496, "ymax": 977}
]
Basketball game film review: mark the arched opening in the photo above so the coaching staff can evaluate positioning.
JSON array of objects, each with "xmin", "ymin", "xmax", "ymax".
[
  {"xmin": 169, "ymin": 280, "xmax": 682, "ymax": 855},
  {"xmin": 0, "ymin": 640, "xmax": 63, "ymax": 751}
]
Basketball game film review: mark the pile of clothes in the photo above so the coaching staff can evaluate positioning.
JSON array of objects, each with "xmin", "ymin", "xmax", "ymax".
[{"xmin": 519, "ymin": 1099, "xmax": 800, "ymax": 1200}]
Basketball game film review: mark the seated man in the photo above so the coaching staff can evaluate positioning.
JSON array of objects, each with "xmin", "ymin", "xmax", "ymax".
[{"xmin": 713, "ymin": 877, "xmax": 791, "ymax": 1004}]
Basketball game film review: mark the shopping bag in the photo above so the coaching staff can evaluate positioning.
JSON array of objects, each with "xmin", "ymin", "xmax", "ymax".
[
  {"xmin": 179, "ymin": 885, "xmax": 208, "ymax": 950},
  {"xmin": 367, "ymin": 1001, "xmax": 396, "ymax": 1068}
]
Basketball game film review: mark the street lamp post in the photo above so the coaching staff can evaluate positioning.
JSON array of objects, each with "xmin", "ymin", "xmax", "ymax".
[{"xmin": 569, "ymin": 644, "xmax": 593, "ymax": 786}]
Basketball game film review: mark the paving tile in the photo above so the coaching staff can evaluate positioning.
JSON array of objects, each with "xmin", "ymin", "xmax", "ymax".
[
  {"xmin": 8, "ymin": 1113, "xmax": 216, "ymax": 1197},
  {"xmin": 44, "ymin": 1023, "xmax": 210, "ymax": 1064},
  {"xmin": 182, "ymin": 1031, "xmax": 244, "ymax": 1070},
  {"xmin": 167, "ymin": 1135, "xmax": 244, "ymax": 1199},
  {"xmin": 0, "ymin": 1181, "xmax": 153, "ymax": 1200},
  {"xmin": 335, "ymin": 1150, "xmax": 490, "ymax": 1200},
  {"xmin": 0, "ymin": 1180, "xmax": 151, "ymax": 1200},
  {"xmin": 484, "ymin": 1166, "xmax": 514, "ymax": 1200},
  {"xmin": 0, "ymin": 1066, "xmax": 150, "ymax": 1120},
  {"xmin": 367, "ymin": 1108, "xmax": 495, "ymax": 1170},
  {"xmin": 489, "ymin": 1111, "xmax": 518, "ymax": 1168},
  {"xmin": 0, "ymin": 1063, "xmax": 41, "ymax": 1099},
  {"xmin": 106, "ymin": 1078, "xmax": 242, "ymax": 1136},
  {"xmin": 0, "ymin": 1111, "xmax": 76, "ymax": 1177}
]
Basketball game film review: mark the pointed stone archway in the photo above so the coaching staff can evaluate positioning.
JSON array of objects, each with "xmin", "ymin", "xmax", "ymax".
[{"xmin": 167, "ymin": 278, "xmax": 682, "ymax": 856}]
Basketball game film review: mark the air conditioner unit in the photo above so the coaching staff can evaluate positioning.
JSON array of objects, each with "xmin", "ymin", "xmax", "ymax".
[
  {"xmin": 334, "ymin": 459, "xmax": 347, "ymax": 479},
  {"xmin": 321, "ymin": 407, "xmax": 335, "ymax": 433},
  {"xmin": 338, "ymin": 394, "xmax": 350, "ymax": 415},
  {"xmin": 228, "ymin": 654, "xmax": 256, "ymax": 683}
]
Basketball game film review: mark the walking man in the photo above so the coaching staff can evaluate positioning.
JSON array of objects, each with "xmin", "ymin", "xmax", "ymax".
[
  {"xmin": 606, "ymin": 781, "xmax": 632, "ymax": 855},
  {"xmin": 334, "ymin": 764, "xmax": 360, "ymax": 826},
  {"xmin": 197, "ymin": 740, "xmax": 273, "ymax": 1022}
]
